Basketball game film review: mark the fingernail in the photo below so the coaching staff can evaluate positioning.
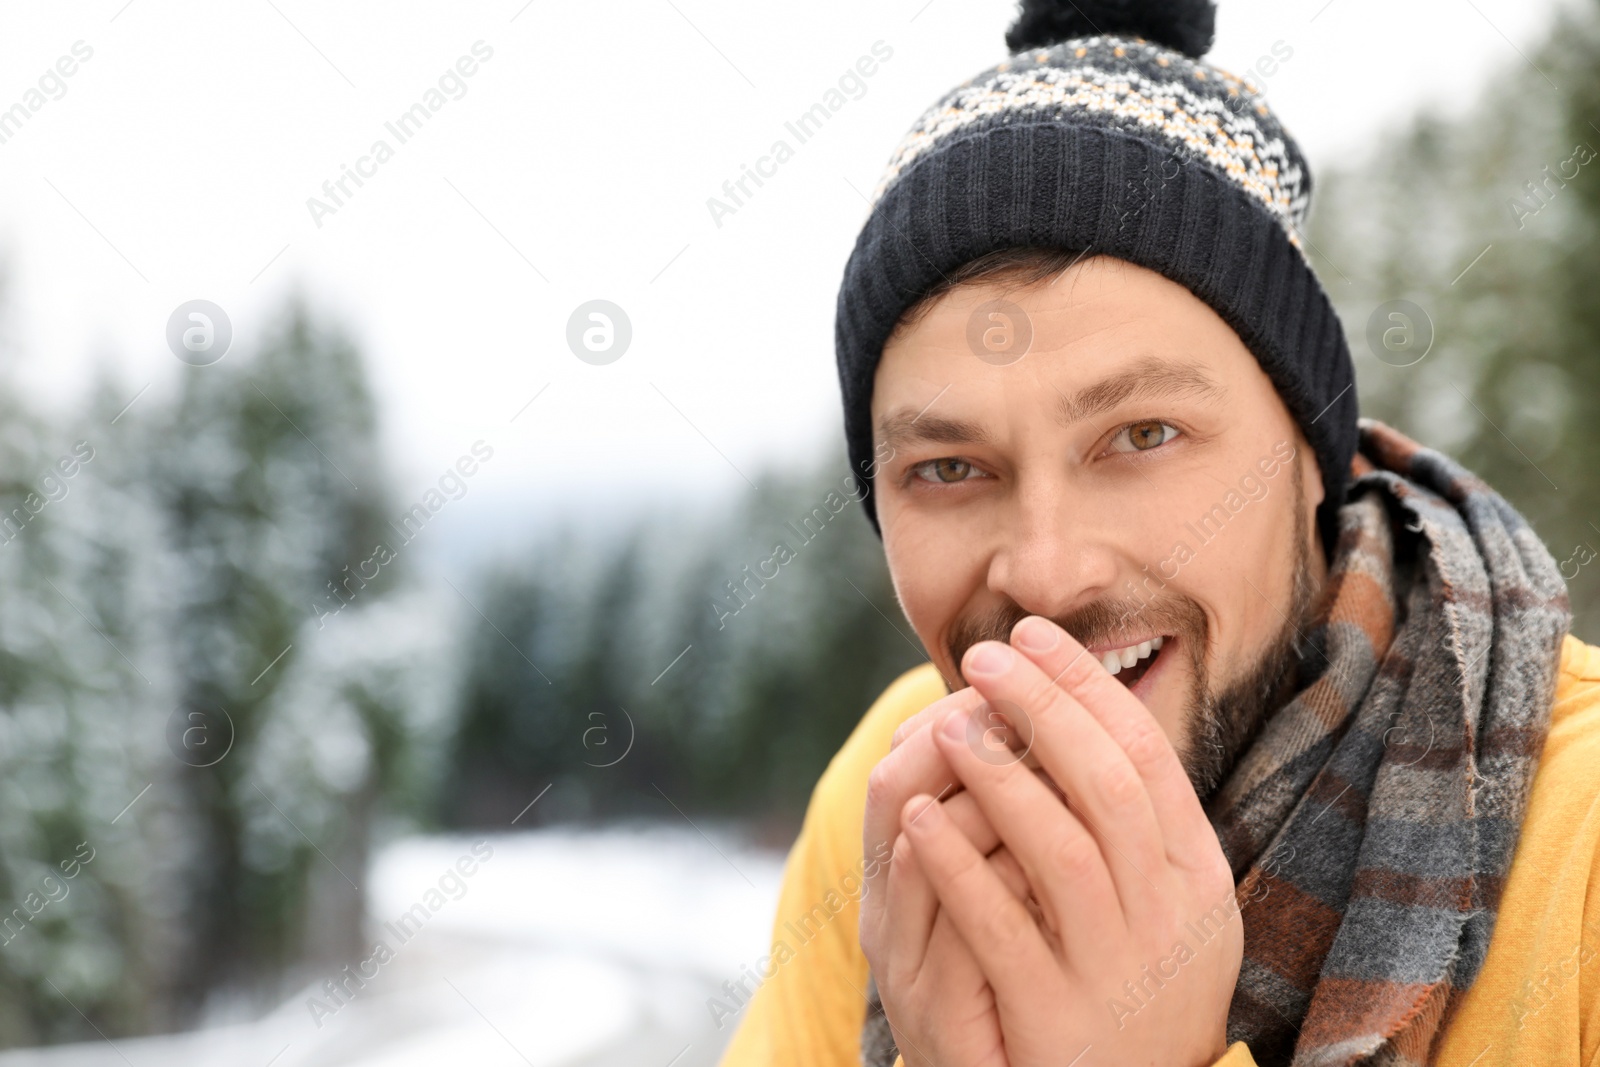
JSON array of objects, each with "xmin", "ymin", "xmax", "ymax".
[
  {"xmin": 966, "ymin": 642, "xmax": 1012, "ymax": 675},
  {"xmin": 940, "ymin": 708, "xmax": 966, "ymax": 741},
  {"xmin": 905, "ymin": 794, "xmax": 940, "ymax": 829},
  {"xmin": 1014, "ymin": 616, "xmax": 1059, "ymax": 652}
]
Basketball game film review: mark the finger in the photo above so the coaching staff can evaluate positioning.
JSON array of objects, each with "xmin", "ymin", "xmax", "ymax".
[
  {"xmin": 884, "ymin": 827, "xmax": 940, "ymax": 980},
  {"xmin": 1009, "ymin": 614, "xmax": 1218, "ymax": 872},
  {"xmin": 938, "ymin": 771, "xmax": 1068, "ymax": 858},
  {"xmin": 938, "ymin": 790, "xmax": 997, "ymax": 855},
  {"xmin": 890, "ymin": 690, "xmax": 971, "ymax": 751},
  {"xmin": 903, "ymin": 793, "xmax": 1059, "ymax": 1016},
  {"xmin": 961, "ymin": 638, "xmax": 1168, "ymax": 915},
  {"xmin": 932, "ymin": 704, "xmax": 1126, "ymax": 964},
  {"xmin": 884, "ymin": 811, "xmax": 1015, "ymax": 1067},
  {"xmin": 987, "ymin": 846, "xmax": 1059, "ymax": 943},
  {"xmin": 863, "ymin": 688, "xmax": 988, "ymax": 937},
  {"xmin": 988, "ymin": 845, "xmax": 1030, "ymax": 902},
  {"xmin": 898, "ymin": 909, "xmax": 1003, "ymax": 1067}
]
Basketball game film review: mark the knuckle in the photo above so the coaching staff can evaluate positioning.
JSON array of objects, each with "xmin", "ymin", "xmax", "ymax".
[
  {"xmin": 976, "ymin": 895, "xmax": 1034, "ymax": 951},
  {"xmin": 1056, "ymin": 644, "xmax": 1104, "ymax": 691},
  {"xmin": 1202, "ymin": 854, "xmax": 1237, "ymax": 897},
  {"xmin": 1046, "ymin": 828, "xmax": 1101, "ymax": 885},
  {"xmin": 946, "ymin": 843, "xmax": 984, "ymax": 887},
  {"xmin": 1095, "ymin": 760, "xmax": 1144, "ymax": 810},
  {"xmin": 880, "ymin": 956, "xmax": 907, "ymax": 997},
  {"xmin": 1120, "ymin": 717, "xmax": 1170, "ymax": 773},
  {"xmin": 890, "ymin": 720, "xmax": 914, "ymax": 750},
  {"xmin": 945, "ymin": 847, "xmax": 1000, "ymax": 910},
  {"xmin": 892, "ymin": 709, "xmax": 936, "ymax": 751},
  {"xmin": 860, "ymin": 916, "xmax": 881, "ymax": 966},
  {"xmin": 865, "ymin": 760, "xmax": 899, "ymax": 814},
  {"xmin": 1180, "ymin": 854, "xmax": 1235, "ymax": 912},
  {"xmin": 990, "ymin": 848, "xmax": 1029, "ymax": 899},
  {"xmin": 1019, "ymin": 673, "xmax": 1062, "ymax": 723}
]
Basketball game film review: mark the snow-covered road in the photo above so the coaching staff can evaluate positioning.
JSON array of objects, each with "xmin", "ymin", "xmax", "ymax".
[{"xmin": 0, "ymin": 826, "xmax": 787, "ymax": 1066}]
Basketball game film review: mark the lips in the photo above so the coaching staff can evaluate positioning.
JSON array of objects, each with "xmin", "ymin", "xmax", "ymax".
[{"xmin": 1096, "ymin": 635, "xmax": 1165, "ymax": 689}]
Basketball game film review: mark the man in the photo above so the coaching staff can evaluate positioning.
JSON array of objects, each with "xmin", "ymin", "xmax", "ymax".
[{"xmin": 718, "ymin": 1, "xmax": 1600, "ymax": 1065}]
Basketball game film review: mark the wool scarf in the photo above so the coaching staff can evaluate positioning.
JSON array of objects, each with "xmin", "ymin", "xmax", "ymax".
[{"xmin": 860, "ymin": 420, "xmax": 1571, "ymax": 1067}]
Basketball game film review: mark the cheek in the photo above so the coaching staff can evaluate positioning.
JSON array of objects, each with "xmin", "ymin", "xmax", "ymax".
[
  {"xmin": 1190, "ymin": 485, "xmax": 1299, "ymax": 657},
  {"xmin": 883, "ymin": 521, "xmax": 986, "ymax": 658}
]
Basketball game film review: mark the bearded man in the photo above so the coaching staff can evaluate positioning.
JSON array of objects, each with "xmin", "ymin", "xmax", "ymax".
[{"xmin": 717, "ymin": 1, "xmax": 1600, "ymax": 1064}]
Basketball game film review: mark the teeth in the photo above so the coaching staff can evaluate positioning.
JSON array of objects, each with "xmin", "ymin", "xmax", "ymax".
[{"xmin": 1100, "ymin": 637, "xmax": 1165, "ymax": 677}]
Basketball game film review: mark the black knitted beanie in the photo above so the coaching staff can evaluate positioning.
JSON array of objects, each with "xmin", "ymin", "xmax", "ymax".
[{"xmin": 835, "ymin": 0, "xmax": 1357, "ymax": 552}]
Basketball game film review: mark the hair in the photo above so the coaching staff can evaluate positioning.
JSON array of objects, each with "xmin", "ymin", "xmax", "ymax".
[{"xmin": 890, "ymin": 245, "xmax": 1092, "ymax": 337}]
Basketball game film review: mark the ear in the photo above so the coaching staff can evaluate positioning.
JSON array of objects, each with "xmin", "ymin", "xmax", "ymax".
[
  {"xmin": 1297, "ymin": 430, "xmax": 1325, "ymax": 509},
  {"xmin": 1294, "ymin": 429, "xmax": 1330, "ymax": 565}
]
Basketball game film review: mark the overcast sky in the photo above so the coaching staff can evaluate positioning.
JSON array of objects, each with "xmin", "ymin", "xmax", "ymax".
[{"xmin": 0, "ymin": 0, "xmax": 1574, "ymax": 566}]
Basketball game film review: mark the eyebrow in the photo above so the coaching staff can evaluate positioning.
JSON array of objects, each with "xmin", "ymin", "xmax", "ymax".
[
  {"xmin": 1053, "ymin": 356, "xmax": 1226, "ymax": 425},
  {"xmin": 875, "ymin": 357, "xmax": 1226, "ymax": 452},
  {"xmin": 875, "ymin": 412, "xmax": 993, "ymax": 453}
]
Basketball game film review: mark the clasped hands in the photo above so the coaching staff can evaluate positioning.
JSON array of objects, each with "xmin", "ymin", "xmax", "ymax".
[{"xmin": 859, "ymin": 616, "xmax": 1243, "ymax": 1067}]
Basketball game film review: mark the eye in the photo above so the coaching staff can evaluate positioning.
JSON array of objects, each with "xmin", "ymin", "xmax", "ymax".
[
  {"xmin": 911, "ymin": 458, "xmax": 982, "ymax": 484},
  {"xmin": 1108, "ymin": 420, "xmax": 1181, "ymax": 454}
]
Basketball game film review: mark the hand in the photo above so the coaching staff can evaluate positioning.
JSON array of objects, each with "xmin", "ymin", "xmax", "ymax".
[
  {"xmin": 876, "ymin": 831, "xmax": 1040, "ymax": 1067},
  {"xmin": 896, "ymin": 615, "xmax": 1242, "ymax": 1067},
  {"xmin": 871, "ymin": 833, "xmax": 998, "ymax": 1066},
  {"xmin": 863, "ymin": 687, "xmax": 1024, "ymax": 1065},
  {"xmin": 862, "ymin": 676, "xmax": 1056, "ymax": 920},
  {"xmin": 862, "ymin": 629, "xmax": 1107, "ymax": 1065}
]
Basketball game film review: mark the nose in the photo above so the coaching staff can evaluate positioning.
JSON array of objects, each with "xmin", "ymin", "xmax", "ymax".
[{"xmin": 984, "ymin": 475, "xmax": 1119, "ymax": 620}]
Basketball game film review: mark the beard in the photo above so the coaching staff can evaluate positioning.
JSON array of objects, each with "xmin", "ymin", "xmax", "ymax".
[{"xmin": 942, "ymin": 464, "xmax": 1321, "ymax": 804}]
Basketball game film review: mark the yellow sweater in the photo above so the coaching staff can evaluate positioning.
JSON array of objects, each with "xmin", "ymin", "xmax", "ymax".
[{"xmin": 718, "ymin": 635, "xmax": 1600, "ymax": 1067}]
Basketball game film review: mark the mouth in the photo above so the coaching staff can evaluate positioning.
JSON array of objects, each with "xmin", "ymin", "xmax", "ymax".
[{"xmin": 1091, "ymin": 635, "xmax": 1171, "ymax": 694}]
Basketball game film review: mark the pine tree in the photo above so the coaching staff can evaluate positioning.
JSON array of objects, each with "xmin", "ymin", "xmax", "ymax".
[
  {"xmin": 0, "ymin": 360, "xmax": 184, "ymax": 1042},
  {"xmin": 149, "ymin": 295, "xmax": 398, "ymax": 1017}
]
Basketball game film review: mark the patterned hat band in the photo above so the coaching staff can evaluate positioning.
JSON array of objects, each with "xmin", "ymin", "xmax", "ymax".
[
  {"xmin": 867, "ymin": 36, "xmax": 1311, "ymax": 252},
  {"xmin": 834, "ymin": 18, "xmax": 1357, "ymax": 549}
]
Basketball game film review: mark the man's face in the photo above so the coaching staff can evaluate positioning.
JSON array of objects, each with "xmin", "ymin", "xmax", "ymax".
[{"xmin": 871, "ymin": 255, "xmax": 1328, "ymax": 799}]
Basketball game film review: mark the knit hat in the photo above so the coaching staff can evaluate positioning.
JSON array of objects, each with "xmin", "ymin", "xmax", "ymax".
[{"xmin": 835, "ymin": 0, "xmax": 1357, "ymax": 552}]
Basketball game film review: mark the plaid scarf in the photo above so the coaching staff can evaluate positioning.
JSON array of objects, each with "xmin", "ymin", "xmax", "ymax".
[{"xmin": 861, "ymin": 420, "xmax": 1571, "ymax": 1067}]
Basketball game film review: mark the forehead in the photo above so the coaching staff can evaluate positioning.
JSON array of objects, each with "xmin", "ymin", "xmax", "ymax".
[{"xmin": 872, "ymin": 256, "xmax": 1266, "ymax": 431}]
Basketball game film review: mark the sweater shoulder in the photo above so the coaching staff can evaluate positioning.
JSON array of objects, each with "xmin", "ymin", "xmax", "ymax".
[
  {"xmin": 807, "ymin": 662, "xmax": 951, "ymax": 834},
  {"xmin": 1546, "ymin": 634, "xmax": 1600, "ymax": 756}
]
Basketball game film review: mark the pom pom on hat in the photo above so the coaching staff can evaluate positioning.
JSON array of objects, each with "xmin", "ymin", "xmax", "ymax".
[{"xmin": 1004, "ymin": 0, "xmax": 1217, "ymax": 58}]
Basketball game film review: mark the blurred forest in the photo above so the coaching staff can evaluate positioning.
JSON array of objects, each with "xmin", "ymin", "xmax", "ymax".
[
  {"xmin": 1, "ymin": 0, "xmax": 1598, "ymax": 1050},
  {"xmin": 0, "ymin": 304, "xmax": 453, "ymax": 1045},
  {"xmin": 440, "ymin": 461, "xmax": 922, "ymax": 832},
  {"xmin": 1308, "ymin": 0, "xmax": 1600, "ymax": 640}
]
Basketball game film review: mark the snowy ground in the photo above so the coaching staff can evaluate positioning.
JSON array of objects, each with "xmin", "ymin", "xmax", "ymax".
[{"xmin": 0, "ymin": 827, "xmax": 787, "ymax": 1066}]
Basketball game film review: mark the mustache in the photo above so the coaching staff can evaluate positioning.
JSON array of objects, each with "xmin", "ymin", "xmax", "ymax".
[{"xmin": 945, "ymin": 594, "xmax": 1207, "ymax": 684}]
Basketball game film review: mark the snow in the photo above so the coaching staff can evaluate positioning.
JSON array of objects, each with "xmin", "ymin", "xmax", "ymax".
[
  {"xmin": 369, "ymin": 827, "xmax": 785, "ymax": 978},
  {"xmin": 0, "ymin": 826, "xmax": 787, "ymax": 1067}
]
